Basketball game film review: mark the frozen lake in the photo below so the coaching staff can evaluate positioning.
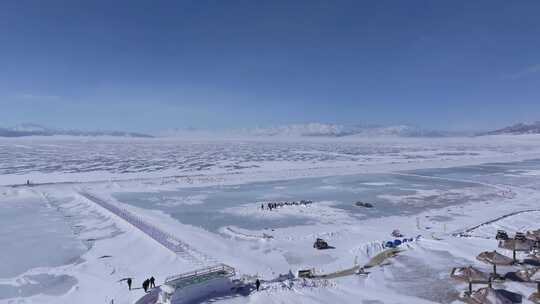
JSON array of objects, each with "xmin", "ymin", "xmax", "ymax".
[
  {"xmin": 0, "ymin": 193, "xmax": 85, "ymax": 279},
  {"xmin": 113, "ymin": 166, "xmax": 504, "ymax": 233},
  {"xmin": 0, "ymin": 191, "xmax": 84, "ymax": 299},
  {"xmin": 410, "ymin": 158, "xmax": 540, "ymax": 190},
  {"xmin": 2, "ymin": 136, "xmax": 540, "ymax": 186}
]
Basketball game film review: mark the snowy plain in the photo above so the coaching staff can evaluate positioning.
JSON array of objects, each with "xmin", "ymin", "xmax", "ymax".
[{"xmin": 2, "ymin": 135, "xmax": 540, "ymax": 304}]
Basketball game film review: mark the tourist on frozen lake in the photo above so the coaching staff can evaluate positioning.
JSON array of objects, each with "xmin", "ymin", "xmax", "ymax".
[
  {"xmin": 127, "ymin": 278, "xmax": 132, "ymax": 290},
  {"xmin": 150, "ymin": 276, "xmax": 155, "ymax": 288},
  {"xmin": 142, "ymin": 279, "xmax": 149, "ymax": 293},
  {"xmin": 255, "ymin": 279, "xmax": 260, "ymax": 291}
]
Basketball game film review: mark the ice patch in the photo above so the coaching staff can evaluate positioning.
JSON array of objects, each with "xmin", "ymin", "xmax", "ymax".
[
  {"xmin": 362, "ymin": 182, "xmax": 395, "ymax": 186},
  {"xmin": 0, "ymin": 274, "xmax": 77, "ymax": 300},
  {"xmin": 153, "ymin": 194, "xmax": 207, "ymax": 207},
  {"xmin": 522, "ymin": 169, "xmax": 540, "ymax": 176}
]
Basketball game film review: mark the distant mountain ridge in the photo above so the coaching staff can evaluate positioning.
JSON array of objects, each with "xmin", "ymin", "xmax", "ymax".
[
  {"xmin": 245, "ymin": 123, "xmax": 465, "ymax": 138},
  {"xmin": 482, "ymin": 121, "xmax": 540, "ymax": 135},
  {"xmin": 159, "ymin": 123, "xmax": 459, "ymax": 138},
  {"xmin": 0, "ymin": 123, "xmax": 153, "ymax": 138},
  {"xmin": 1, "ymin": 122, "xmax": 475, "ymax": 139}
]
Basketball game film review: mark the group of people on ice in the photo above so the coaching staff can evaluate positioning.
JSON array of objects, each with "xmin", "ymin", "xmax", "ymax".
[
  {"xmin": 124, "ymin": 276, "xmax": 156, "ymax": 293},
  {"xmin": 260, "ymin": 200, "xmax": 313, "ymax": 211}
]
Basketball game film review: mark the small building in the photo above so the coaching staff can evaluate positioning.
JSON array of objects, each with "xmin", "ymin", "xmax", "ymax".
[{"xmin": 161, "ymin": 264, "xmax": 236, "ymax": 304}]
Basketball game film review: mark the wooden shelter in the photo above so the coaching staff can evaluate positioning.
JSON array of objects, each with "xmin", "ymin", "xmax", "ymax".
[{"xmin": 476, "ymin": 251, "xmax": 514, "ymax": 278}]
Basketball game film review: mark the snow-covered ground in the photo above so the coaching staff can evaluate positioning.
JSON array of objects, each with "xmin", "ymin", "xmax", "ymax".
[
  {"xmin": 2, "ymin": 135, "xmax": 540, "ymax": 304},
  {"xmin": 2, "ymin": 135, "xmax": 540, "ymax": 186}
]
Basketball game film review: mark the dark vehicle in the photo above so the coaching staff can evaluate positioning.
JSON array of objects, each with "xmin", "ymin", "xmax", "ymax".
[
  {"xmin": 515, "ymin": 232, "xmax": 527, "ymax": 241},
  {"xmin": 355, "ymin": 201, "xmax": 373, "ymax": 208},
  {"xmin": 297, "ymin": 269, "xmax": 314, "ymax": 278},
  {"xmin": 391, "ymin": 229, "xmax": 403, "ymax": 238},
  {"xmin": 313, "ymin": 238, "xmax": 329, "ymax": 249},
  {"xmin": 496, "ymin": 230, "xmax": 509, "ymax": 240}
]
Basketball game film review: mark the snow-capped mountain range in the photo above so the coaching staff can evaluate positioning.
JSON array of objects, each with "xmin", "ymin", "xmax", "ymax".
[
  {"xmin": 5, "ymin": 121, "xmax": 536, "ymax": 139},
  {"xmin": 481, "ymin": 121, "xmax": 540, "ymax": 135},
  {"xmin": 248, "ymin": 123, "xmax": 439, "ymax": 137},
  {"xmin": 0, "ymin": 123, "xmax": 152, "ymax": 138},
  {"xmin": 158, "ymin": 123, "xmax": 456, "ymax": 138}
]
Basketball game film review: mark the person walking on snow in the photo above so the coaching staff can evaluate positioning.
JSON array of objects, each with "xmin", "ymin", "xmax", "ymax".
[
  {"xmin": 142, "ymin": 279, "xmax": 149, "ymax": 293},
  {"xmin": 255, "ymin": 279, "xmax": 260, "ymax": 291},
  {"xmin": 126, "ymin": 278, "xmax": 132, "ymax": 291},
  {"xmin": 150, "ymin": 276, "xmax": 155, "ymax": 288}
]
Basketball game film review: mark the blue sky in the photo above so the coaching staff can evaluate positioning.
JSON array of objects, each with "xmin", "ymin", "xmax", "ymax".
[{"xmin": 1, "ymin": 0, "xmax": 539, "ymax": 132}]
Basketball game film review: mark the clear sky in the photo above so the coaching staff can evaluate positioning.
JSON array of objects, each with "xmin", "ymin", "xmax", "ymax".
[{"xmin": 1, "ymin": 0, "xmax": 539, "ymax": 132}]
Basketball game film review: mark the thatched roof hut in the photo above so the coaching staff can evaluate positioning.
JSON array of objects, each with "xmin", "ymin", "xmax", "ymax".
[
  {"xmin": 527, "ymin": 229, "xmax": 540, "ymax": 242},
  {"xmin": 477, "ymin": 251, "xmax": 514, "ymax": 277},
  {"xmin": 529, "ymin": 281, "xmax": 540, "ymax": 304},
  {"xmin": 498, "ymin": 239, "xmax": 534, "ymax": 251},
  {"xmin": 477, "ymin": 251, "xmax": 514, "ymax": 265},
  {"xmin": 451, "ymin": 266, "xmax": 489, "ymax": 283},
  {"xmin": 530, "ymin": 268, "xmax": 540, "ymax": 282},
  {"xmin": 529, "ymin": 292, "xmax": 540, "ymax": 304},
  {"xmin": 504, "ymin": 268, "xmax": 539, "ymax": 282},
  {"xmin": 465, "ymin": 287, "xmax": 517, "ymax": 304}
]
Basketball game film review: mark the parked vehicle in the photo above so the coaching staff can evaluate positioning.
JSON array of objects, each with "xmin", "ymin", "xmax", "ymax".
[
  {"xmin": 355, "ymin": 201, "xmax": 373, "ymax": 208},
  {"xmin": 391, "ymin": 229, "xmax": 403, "ymax": 238},
  {"xmin": 515, "ymin": 232, "xmax": 527, "ymax": 241},
  {"xmin": 496, "ymin": 230, "xmax": 509, "ymax": 240},
  {"xmin": 313, "ymin": 238, "xmax": 330, "ymax": 249},
  {"xmin": 297, "ymin": 269, "xmax": 314, "ymax": 278}
]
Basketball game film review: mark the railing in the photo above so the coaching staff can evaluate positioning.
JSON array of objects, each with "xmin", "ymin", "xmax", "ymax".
[
  {"xmin": 165, "ymin": 264, "xmax": 235, "ymax": 286},
  {"xmin": 79, "ymin": 191, "xmax": 207, "ymax": 264}
]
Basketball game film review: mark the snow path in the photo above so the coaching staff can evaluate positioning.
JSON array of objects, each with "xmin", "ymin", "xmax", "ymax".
[
  {"xmin": 77, "ymin": 191, "xmax": 218, "ymax": 267},
  {"xmin": 452, "ymin": 209, "xmax": 540, "ymax": 237}
]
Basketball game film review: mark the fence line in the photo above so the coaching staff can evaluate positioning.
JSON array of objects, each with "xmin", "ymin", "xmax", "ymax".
[{"xmin": 79, "ymin": 191, "xmax": 215, "ymax": 266}]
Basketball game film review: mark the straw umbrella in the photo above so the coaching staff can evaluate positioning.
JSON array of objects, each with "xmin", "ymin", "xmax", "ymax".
[
  {"xmin": 527, "ymin": 230, "xmax": 540, "ymax": 251},
  {"xmin": 451, "ymin": 266, "xmax": 490, "ymax": 294},
  {"xmin": 504, "ymin": 268, "xmax": 539, "ymax": 282},
  {"xmin": 451, "ymin": 266, "xmax": 490, "ymax": 282},
  {"xmin": 467, "ymin": 286, "xmax": 514, "ymax": 304},
  {"xmin": 498, "ymin": 239, "xmax": 533, "ymax": 262},
  {"xmin": 529, "ymin": 271, "xmax": 540, "ymax": 304},
  {"xmin": 476, "ymin": 251, "xmax": 514, "ymax": 278},
  {"xmin": 527, "ymin": 229, "xmax": 540, "ymax": 242},
  {"xmin": 530, "ymin": 291, "xmax": 540, "ymax": 304}
]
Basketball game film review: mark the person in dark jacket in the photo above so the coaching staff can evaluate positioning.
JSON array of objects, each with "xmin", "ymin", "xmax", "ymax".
[
  {"xmin": 142, "ymin": 279, "xmax": 149, "ymax": 293},
  {"xmin": 127, "ymin": 278, "xmax": 132, "ymax": 290},
  {"xmin": 149, "ymin": 276, "xmax": 156, "ymax": 288},
  {"xmin": 255, "ymin": 279, "xmax": 260, "ymax": 291}
]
